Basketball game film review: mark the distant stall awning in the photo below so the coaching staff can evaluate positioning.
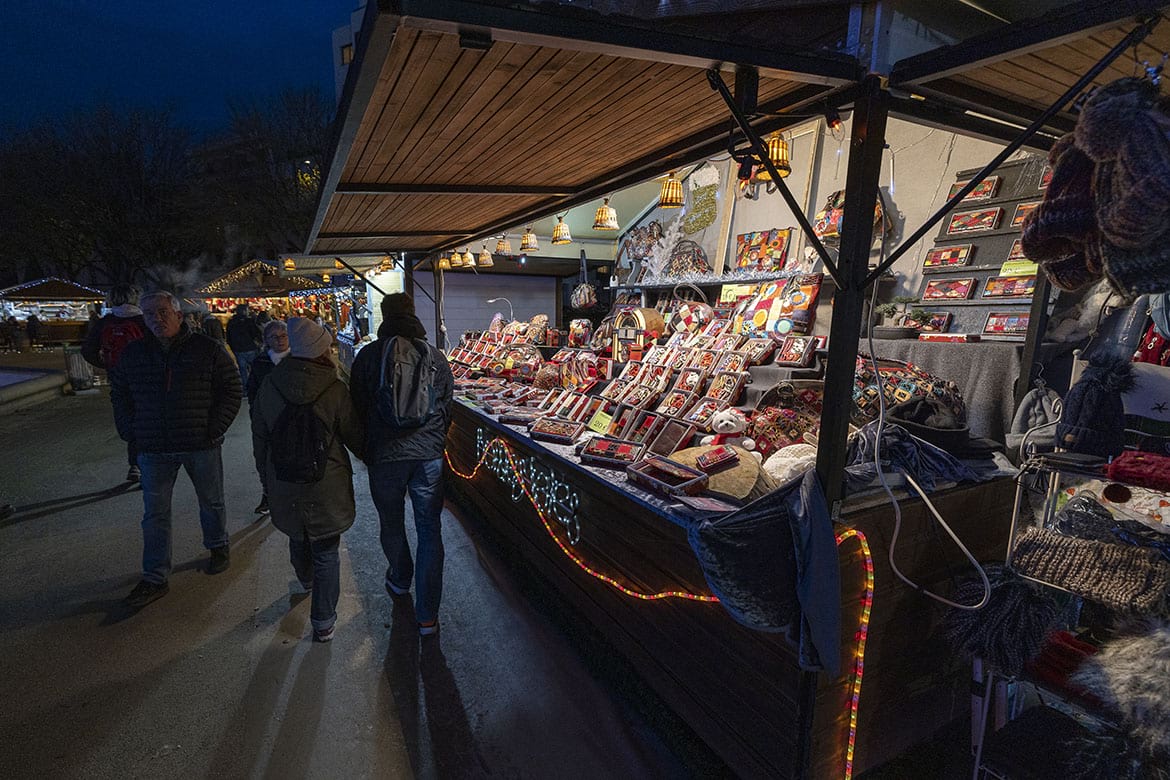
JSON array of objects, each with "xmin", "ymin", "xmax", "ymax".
[
  {"xmin": 0, "ymin": 277, "xmax": 105, "ymax": 302},
  {"xmin": 196, "ymin": 260, "xmax": 325, "ymax": 298}
]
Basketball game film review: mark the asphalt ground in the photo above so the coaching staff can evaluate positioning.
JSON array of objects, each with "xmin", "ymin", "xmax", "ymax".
[{"xmin": 0, "ymin": 390, "xmax": 723, "ymax": 779}]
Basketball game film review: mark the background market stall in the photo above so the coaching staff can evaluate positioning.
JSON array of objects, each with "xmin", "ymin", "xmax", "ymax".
[
  {"xmin": 0, "ymin": 277, "xmax": 106, "ymax": 346},
  {"xmin": 194, "ymin": 259, "xmax": 328, "ymax": 322}
]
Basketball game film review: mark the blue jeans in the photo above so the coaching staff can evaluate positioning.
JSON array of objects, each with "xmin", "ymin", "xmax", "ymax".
[
  {"xmin": 289, "ymin": 532, "xmax": 341, "ymax": 632},
  {"xmin": 369, "ymin": 459, "xmax": 444, "ymax": 624},
  {"xmin": 235, "ymin": 350, "xmax": 258, "ymax": 390},
  {"xmin": 138, "ymin": 448, "xmax": 229, "ymax": 584}
]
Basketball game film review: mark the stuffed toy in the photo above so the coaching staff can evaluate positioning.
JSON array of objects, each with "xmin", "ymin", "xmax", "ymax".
[{"xmin": 701, "ymin": 408, "xmax": 762, "ymax": 461}]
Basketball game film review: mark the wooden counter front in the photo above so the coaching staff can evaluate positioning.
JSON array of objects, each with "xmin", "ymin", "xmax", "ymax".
[{"xmin": 445, "ymin": 402, "xmax": 1014, "ymax": 777}]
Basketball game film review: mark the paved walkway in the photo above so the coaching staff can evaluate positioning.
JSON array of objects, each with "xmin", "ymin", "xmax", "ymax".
[{"xmin": 0, "ymin": 391, "xmax": 719, "ymax": 779}]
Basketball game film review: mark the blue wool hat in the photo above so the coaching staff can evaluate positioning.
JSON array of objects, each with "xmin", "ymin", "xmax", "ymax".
[{"xmin": 1056, "ymin": 355, "xmax": 1134, "ymax": 457}]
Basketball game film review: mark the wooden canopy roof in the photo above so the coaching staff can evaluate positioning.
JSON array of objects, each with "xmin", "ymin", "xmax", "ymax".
[
  {"xmin": 196, "ymin": 260, "xmax": 325, "ymax": 298},
  {"xmin": 0, "ymin": 278, "xmax": 105, "ymax": 302},
  {"xmin": 307, "ymin": 0, "xmax": 1170, "ymax": 258}
]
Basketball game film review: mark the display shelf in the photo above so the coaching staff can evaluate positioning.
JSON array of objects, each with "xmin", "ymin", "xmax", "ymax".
[
  {"xmin": 916, "ymin": 298, "xmax": 1032, "ymax": 307},
  {"xmin": 612, "ymin": 270, "xmax": 895, "ymax": 291},
  {"xmin": 922, "ymin": 263, "xmax": 1026, "ymax": 275}
]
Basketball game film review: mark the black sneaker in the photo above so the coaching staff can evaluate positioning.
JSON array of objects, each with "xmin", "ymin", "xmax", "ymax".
[
  {"xmin": 208, "ymin": 546, "xmax": 230, "ymax": 574},
  {"xmin": 126, "ymin": 465, "xmax": 141, "ymax": 483},
  {"xmin": 125, "ymin": 580, "xmax": 169, "ymax": 608},
  {"xmin": 253, "ymin": 494, "xmax": 269, "ymax": 514}
]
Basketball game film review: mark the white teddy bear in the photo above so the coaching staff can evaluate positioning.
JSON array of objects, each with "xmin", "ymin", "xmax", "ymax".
[{"xmin": 700, "ymin": 408, "xmax": 763, "ymax": 462}]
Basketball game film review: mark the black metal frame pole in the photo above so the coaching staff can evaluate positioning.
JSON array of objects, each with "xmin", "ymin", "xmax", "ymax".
[
  {"xmin": 706, "ymin": 69, "xmax": 845, "ymax": 289},
  {"xmin": 1015, "ymin": 274, "xmax": 1053, "ymax": 405},
  {"xmin": 862, "ymin": 15, "xmax": 1158, "ymax": 289},
  {"xmin": 814, "ymin": 76, "xmax": 890, "ymax": 515},
  {"xmin": 433, "ymin": 265, "xmax": 445, "ymax": 351}
]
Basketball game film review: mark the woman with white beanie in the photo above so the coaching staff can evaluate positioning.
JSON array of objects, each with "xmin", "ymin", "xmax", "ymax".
[{"xmin": 250, "ymin": 317, "xmax": 365, "ymax": 642}]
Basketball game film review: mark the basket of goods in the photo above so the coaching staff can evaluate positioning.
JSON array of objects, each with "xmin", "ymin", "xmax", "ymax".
[
  {"xmin": 486, "ymin": 342, "xmax": 544, "ymax": 381},
  {"xmin": 532, "ymin": 361, "xmax": 562, "ymax": 390}
]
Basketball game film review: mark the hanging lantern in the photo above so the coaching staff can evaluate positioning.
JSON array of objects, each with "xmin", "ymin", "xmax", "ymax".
[
  {"xmin": 283, "ymin": 258, "xmax": 296, "ymax": 271},
  {"xmin": 379, "ymin": 256, "xmax": 392, "ymax": 272},
  {"xmin": 321, "ymin": 273, "xmax": 331, "ymax": 284},
  {"xmin": 592, "ymin": 197, "xmax": 619, "ymax": 230},
  {"xmin": 334, "ymin": 259, "xmax": 344, "ymax": 270},
  {"xmin": 658, "ymin": 171, "xmax": 684, "ymax": 208},
  {"xmin": 438, "ymin": 254, "xmax": 451, "ymax": 271},
  {"xmin": 755, "ymin": 133, "xmax": 791, "ymax": 181},
  {"xmin": 478, "ymin": 244, "xmax": 493, "ymax": 268},
  {"xmin": 520, "ymin": 226, "xmax": 539, "ymax": 252},
  {"xmin": 495, "ymin": 235, "xmax": 512, "ymax": 255},
  {"xmin": 449, "ymin": 250, "xmax": 463, "ymax": 268},
  {"xmin": 551, "ymin": 214, "xmax": 572, "ymax": 245},
  {"xmin": 461, "ymin": 248, "xmax": 475, "ymax": 266}
]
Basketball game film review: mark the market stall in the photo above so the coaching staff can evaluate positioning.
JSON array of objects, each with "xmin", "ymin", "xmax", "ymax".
[
  {"xmin": 304, "ymin": 2, "xmax": 1170, "ymax": 776},
  {"xmin": 0, "ymin": 277, "xmax": 105, "ymax": 345},
  {"xmin": 195, "ymin": 259, "xmax": 328, "ymax": 324}
]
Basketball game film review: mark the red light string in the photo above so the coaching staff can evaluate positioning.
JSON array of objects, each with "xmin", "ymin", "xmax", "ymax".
[
  {"xmin": 446, "ymin": 436, "xmax": 874, "ymax": 780},
  {"xmin": 834, "ymin": 527, "xmax": 874, "ymax": 780}
]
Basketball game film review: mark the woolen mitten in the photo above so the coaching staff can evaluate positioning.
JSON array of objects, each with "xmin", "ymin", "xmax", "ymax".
[
  {"xmin": 1055, "ymin": 354, "xmax": 1134, "ymax": 456},
  {"xmin": 1021, "ymin": 134, "xmax": 1098, "ymax": 262}
]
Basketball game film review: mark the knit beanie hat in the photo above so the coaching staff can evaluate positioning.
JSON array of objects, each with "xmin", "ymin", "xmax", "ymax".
[
  {"xmin": 287, "ymin": 317, "xmax": 332, "ymax": 359},
  {"xmin": 1055, "ymin": 354, "xmax": 1134, "ymax": 457},
  {"xmin": 380, "ymin": 293, "xmax": 415, "ymax": 319},
  {"xmin": 1074, "ymin": 77, "xmax": 1159, "ymax": 163},
  {"xmin": 1021, "ymin": 134, "xmax": 1098, "ymax": 263}
]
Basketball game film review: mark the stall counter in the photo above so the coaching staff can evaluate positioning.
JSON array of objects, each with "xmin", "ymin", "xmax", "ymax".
[{"xmin": 443, "ymin": 400, "xmax": 1016, "ymax": 778}]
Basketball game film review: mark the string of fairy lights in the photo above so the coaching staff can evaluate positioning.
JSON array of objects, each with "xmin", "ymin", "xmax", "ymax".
[
  {"xmin": 444, "ymin": 434, "xmax": 875, "ymax": 780},
  {"xmin": 198, "ymin": 259, "xmax": 324, "ymax": 295}
]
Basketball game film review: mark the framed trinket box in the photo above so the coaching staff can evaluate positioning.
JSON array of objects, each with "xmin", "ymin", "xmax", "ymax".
[
  {"xmin": 695, "ymin": 444, "xmax": 740, "ymax": 474},
  {"xmin": 711, "ymin": 333, "xmax": 745, "ymax": 352},
  {"xmin": 549, "ymin": 348, "xmax": 575, "ymax": 363},
  {"xmin": 713, "ymin": 351, "xmax": 749, "ymax": 373},
  {"xmin": 574, "ymin": 396, "xmax": 606, "ymax": 424},
  {"xmin": 920, "ymin": 312, "xmax": 953, "ymax": 332},
  {"xmin": 923, "ymin": 244, "xmax": 973, "ymax": 268},
  {"xmin": 620, "ymin": 383, "xmax": 659, "ymax": 410},
  {"xmin": 646, "ymin": 420, "xmax": 697, "ymax": 457},
  {"xmin": 708, "ymin": 371, "xmax": 749, "ymax": 404},
  {"xmin": 946, "ymin": 207, "xmax": 1002, "ymax": 235},
  {"xmin": 923, "ymin": 277, "xmax": 976, "ymax": 300},
  {"xmin": 643, "ymin": 345, "xmax": 670, "ymax": 365},
  {"xmin": 618, "ymin": 361, "xmax": 644, "ymax": 382},
  {"xmin": 499, "ymin": 411, "xmax": 542, "ymax": 426},
  {"xmin": 554, "ymin": 392, "xmax": 589, "ymax": 418},
  {"xmin": 530, "ymin": 417, "xmax": 586, "ymax": 445},
  {"xmin": 600, "ymin": 379, "xmax": 631, "ymax": 402},
  {"xmin": 626, "ymin": 456, "xmax": 709, "ymax": 497},
  {"xmin": 579, "ymin": 437, "xmax": 644, "ymax": 469},
  {"xmin": 1011, "ymin": 201, "xmax": 1040, "ymax": 229},
  {"xmin": 664, "ymin": 331, "xmax": 690, "ymax": 348},
  {"xmin": 743, "ymin": 338, "xmax": 776, "ymax": 365},
  {"xmin": 700, "ymin": 319, "xmax": 731, "ymax": 338},
  {"xmin": 671, "ymin": 367, "xmax": 707, "ymax": 395},
  {"xmin": 689, "ymin": 349, "xmax": 722, "ymax": 373},
  {"xmin": 643, "ymin": 363, "xmax": 672, "ymax": 392},
  {"xmin": 1006, "ymin": 239, "xmax": 1028, "ymax": 262},
  {"xmin": 682, "ymin": 397, "xmax": 727, "ymax": 431},
  {"xmin": 775, "ymin": 336, "xmax": 816, "ymax": 367},
  {"xmin": 606, "ymin": 405, "xmax": 639, "ymax": 439},
  {"xmin": 983, "ymin": 311, "xmax": 1030, "ymax": 336},
  {"xmin": 656, "ymin": 389, "xmax": 697, "ymax": 418},
  {"xmin": 948, "ymin": 176, "xmax": 1000, "ymax": 202},
  {"xmin": 1039, "ymin": 165, "xmax": 1053, "ymax": 190},
  {"xmin": 628, "ymin": 411, "xmax": 665, "ymax": 445},
  {"xmin": 667, "ymin": 348, "xmax": 693, "ymax": 370},
  {"xmin": 982, "ymin": 274, "xmax": 1036, "ymax": 298}
]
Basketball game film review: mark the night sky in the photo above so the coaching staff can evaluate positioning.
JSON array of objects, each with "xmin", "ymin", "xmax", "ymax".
[{"xmin": 1, "ymin": 0, "xmax": 357, "ymax": 136}]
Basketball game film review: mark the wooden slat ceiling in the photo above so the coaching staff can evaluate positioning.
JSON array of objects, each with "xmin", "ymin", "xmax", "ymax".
[
  {"xmin": 311, "ymin": 26, "xmax": 807, "ymax": 255},
  {"xmin": 919, "ymin": 16, "xmax": 1170, "ymax": 131}
]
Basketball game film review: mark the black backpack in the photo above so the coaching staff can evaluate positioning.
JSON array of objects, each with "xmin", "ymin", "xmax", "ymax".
[
  {"xmin": 270, "ymin": 386, "xmax": 332, "ymax": 483},
  {"xmin": 375, "ymin": 336, "xmax": 437, "ymax": 430}
]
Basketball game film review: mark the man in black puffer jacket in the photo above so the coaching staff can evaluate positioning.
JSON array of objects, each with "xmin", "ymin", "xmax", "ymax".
[
  {"xmin": 350, "ymin": 293, "xmax": 453, "ymax": 637},
  {"xmin": 111, "ymin": 290, "xmax": 242, "ymax": 609}
]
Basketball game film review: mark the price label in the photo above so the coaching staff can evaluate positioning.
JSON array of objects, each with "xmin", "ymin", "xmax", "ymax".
[{"xmin": 587, "ymin": 409, "xmax": 612, "ymax": 434}]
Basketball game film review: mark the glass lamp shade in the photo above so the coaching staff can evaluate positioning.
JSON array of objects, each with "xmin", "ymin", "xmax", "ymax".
[
  {"xmin": 478, "ymin": 247, "xmax": 494, "ymax": 267},
  {"xmin": 658, "ymin": 172, "xmax": 684, "ymax": 208},
  {"xmin": 755, "ymin": 133, "xmax": 791, "ymax": 181},
  {"xmin": 551, "ymin": 216, "xmax": 572, "ymax": 245},
  {"xmin": 449, "ymin": 251, "xmax": 464, "ymax": 268},
  {"xmin": 283, "ymin": 258, "xmax": 296, "ymax": 271},
  {"xmin": 437, "ymin": 255, "xmax": 451, "ymax": 271},
  {"xmin": 379, "ymin": 257, "xmax": 392, "ymax": 272},
  {"xmin": 461, "ymin": 249, "xmax": 475, "ymax": 266},
  {"xmin": 321, "ymin": 273, "xmax": 331, "ymax": 284},
  {"xmin": 592, "ymin": 198, "xmax": 619, "ymax": 230},
  {"xmin": 520, "ymin": 227, "xmax": 539, "ymax": 252},
  {"xmin": 333, "ymin": 259, "xmax": 344, "ymax": 270},
  {"xmin": 495, "ymin": 236, "xmax": 512, "ymax": 255}
]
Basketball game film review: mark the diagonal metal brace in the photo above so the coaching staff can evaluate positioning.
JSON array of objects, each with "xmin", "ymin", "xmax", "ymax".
[
  {"xmin": 707, "ymin": 69, "xmax": 845, "ymax": 289},
  {"xmin": 862, "ymin": 15, "xmax": 1160, "ymax": 289},
  {"xmin": 334, "ymin": 256, "xmax": 437, "ymax": 306}
]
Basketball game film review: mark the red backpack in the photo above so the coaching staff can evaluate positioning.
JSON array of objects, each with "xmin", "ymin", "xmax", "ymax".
[{"xmin": 100, "ymin": 319, "xmax": 146, "ymax": 369}]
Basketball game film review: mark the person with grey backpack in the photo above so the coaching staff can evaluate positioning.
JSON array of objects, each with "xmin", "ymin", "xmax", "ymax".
[{"xmin": 349, "ymin": 293, "xmax": 453, "ymax": 637}]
